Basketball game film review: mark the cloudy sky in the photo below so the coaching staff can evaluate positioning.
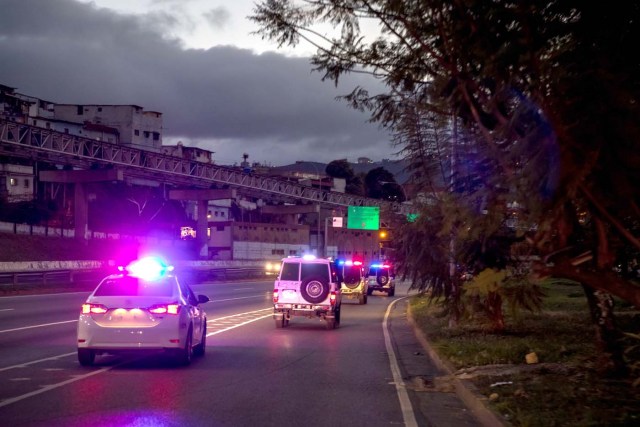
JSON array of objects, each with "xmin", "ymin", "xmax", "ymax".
[{"xmin": 0, "ymin": 0, "xmax": 397, "ymax": 167}]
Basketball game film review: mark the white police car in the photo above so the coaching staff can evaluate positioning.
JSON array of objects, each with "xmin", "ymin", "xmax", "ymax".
[{"xmin": 77, "ymin": 257, "xmax": 209, "ymax": 366}]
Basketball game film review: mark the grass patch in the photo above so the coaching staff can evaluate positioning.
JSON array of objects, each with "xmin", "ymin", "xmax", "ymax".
[{"xmin": 409, "ymin": 282, "xmax": 640, "ymax": 426}]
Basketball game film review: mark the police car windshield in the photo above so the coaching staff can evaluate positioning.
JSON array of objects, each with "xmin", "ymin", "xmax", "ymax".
[{"xmin": 94, "ymin": 276, "xmax": 175, "ymax": 297}]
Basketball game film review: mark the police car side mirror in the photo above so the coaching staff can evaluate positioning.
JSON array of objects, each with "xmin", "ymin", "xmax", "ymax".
[{"xmin": 197, "ymin": 294, "xmax": 210, "ymax": 304}]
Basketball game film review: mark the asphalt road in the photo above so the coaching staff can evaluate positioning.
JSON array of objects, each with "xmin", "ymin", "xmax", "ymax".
[{"xmin": 0, "ymin": 279, "xmax": 483, "ymax": 427}]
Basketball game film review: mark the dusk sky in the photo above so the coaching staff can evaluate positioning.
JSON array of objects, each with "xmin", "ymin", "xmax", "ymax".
[{"xmin": 0, "ymin": 0, "xmax": 397, "ymax": 167}]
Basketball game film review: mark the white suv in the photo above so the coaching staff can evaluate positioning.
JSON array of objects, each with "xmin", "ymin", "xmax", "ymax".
[{"xmin": 272, "ymin": 255, "xmax": 342, "ymax": 329}]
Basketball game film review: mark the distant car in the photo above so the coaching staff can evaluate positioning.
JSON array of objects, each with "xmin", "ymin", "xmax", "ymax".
[
  {"xmin": 336, "ymin": 258, "xmax": 368, "ymax": 304},
  {"xmin": 77, "ymin": 257, "xmax": 209, "ymax": 366},
  {"xmin": 265, "ymin": 260, "xmax": 281, "ymax": 275},
  {"xmin": 366, "ymin": 262, "xmax": 395, "ymax": 296},
  {"xmin": 272, "ymin": 255, "xmax": 342, "ymax": 329}
]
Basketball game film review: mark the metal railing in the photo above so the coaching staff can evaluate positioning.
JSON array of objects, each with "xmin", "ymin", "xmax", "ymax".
[{"xmin": 0, "ymin": 118, "xmax": 410, "ymax": 214}]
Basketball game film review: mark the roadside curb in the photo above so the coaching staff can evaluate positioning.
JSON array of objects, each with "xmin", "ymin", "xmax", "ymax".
[{"xmin": 406, "ymin": 302, "xmax": 507, "ymax": 427}]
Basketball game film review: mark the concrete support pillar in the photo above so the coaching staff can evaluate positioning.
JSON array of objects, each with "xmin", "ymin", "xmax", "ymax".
[
  {"xmin": 74, "ymin": 183, "xmax": 88, "ymax": 242},
  {"xmin": 39, "ymin": 169, "xmax": 124, "ymax": 243},
  {"xmin": 168, "ymin": 188, "xmax": 236, "ymax": 260},
  {"xmin": 197, "ymin": 199, "xmax": 209, "ymax": 258}
]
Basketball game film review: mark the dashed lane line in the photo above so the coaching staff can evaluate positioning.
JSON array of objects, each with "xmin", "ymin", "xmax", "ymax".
[
  {"xmin": 207, "ymin": 308, "xmax": 272, "ymax": 336},
  {"xmin": 0, "ymin": 320, "xmax": 77, "ymax": 334},
  {"xmin": 0, "ymin": 352, "xmax": 76, "ymax": 373},
  {"xmin": 0, "ymin": 308, "xmax": 273, "ymax": 408}
]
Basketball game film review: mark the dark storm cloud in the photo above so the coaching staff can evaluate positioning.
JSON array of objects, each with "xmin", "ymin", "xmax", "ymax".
[{"xmin": 0, "ymin": 0, "xmax": 394, "ymax": 165}]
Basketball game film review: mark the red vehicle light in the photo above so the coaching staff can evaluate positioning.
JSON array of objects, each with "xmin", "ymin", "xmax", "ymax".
[
  {"xmin": 329, "ymin": 291, "xmax": 337, "ymax": 305},
  {"xmin": 273, "ymin": 289, "xmax": 279, "ymax": 303},
  {"xmin": 82, "ymin": 303, "xmax": 108, "ymax": 314},
  {"xmin": 148, "ymin": 303, "xmax": 180, "ymax": 315}
]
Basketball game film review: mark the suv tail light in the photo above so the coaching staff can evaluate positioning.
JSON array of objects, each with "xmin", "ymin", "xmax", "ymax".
[
  {"xmin": 273, "ymin": 289, "xmax": 279, "ymax": 303},
  {"xmin": 329, "ymin": 291, "xmax": 337, "ymax": 305},
  {"xmin": 82, "ymin": 303, "xmax": 108, "ymax": 314},
  {"xmin": 148, "ymin": 303, "xmax": 181, "ymax": 315}
]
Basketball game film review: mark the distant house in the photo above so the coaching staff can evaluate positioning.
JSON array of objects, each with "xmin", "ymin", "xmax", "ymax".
[
  {"xmin": 0, "ymin": 163, "xmax": 34, "ymax": 202},
  {"xmin": 23, "ymin": 116, "xmax": 120, "ymax": 144},
  {"xmin": 53, "ymin": 104, "xmax": 162, "ymax": 151},
  {"xmin": 162, "ymin": 141, "xmax": 213, "ymax": 163},
  {"xmin": 268, "ymin": 161, "xmax": 335, "ymax": 191},
  {"xmin": 0, "ymin": 84, "xmax": 32, "ymax": 123}
]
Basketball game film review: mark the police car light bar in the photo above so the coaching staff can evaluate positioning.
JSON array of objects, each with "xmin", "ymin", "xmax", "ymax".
[{"xmin": 123, "ymin": 257, "xmax": 173, "ymax": 281}]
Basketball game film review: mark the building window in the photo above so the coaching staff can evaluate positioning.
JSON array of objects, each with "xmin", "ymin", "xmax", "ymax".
[
  {"xmin": 97, "ymin": 107, "xmax": 102, "ymax": 112},
  {"xmin": 9, "ymin": 178, "xmax": 17, "ymax": 186},
  {"xmin": 134, "ymin": 129, "xmax": 140, "ymax": 136},
  {"xmin": 32, "ymin": 120, "xmax": 37, "ymax": 126},
  {"xmin": 77, "ymin": 105, "xmax": 83, "ymax": 115},
  {"xmin": 24, "ymin": 179, "xmax": 29, "ymax": 188},
  {"xmin": 153, "ymin": 132, "xmax": 160, "ymax": 141},
  {"xmin": 144, "ymin": 131, "xmax": 150, "ymax": 138}
]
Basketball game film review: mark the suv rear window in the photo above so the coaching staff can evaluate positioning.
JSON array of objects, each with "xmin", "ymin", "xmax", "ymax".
[
  {"xmin": 301, "ymin": 263, "xmax": 329, "ymax": 281},
  {"xmin": 94, "ymin": 276, "xmax": 175, "ymax": 297},
  {"xmin": 280, "ymin": 262, "xmax": 300, "ymax": 281},
  {"xmin": 343, "ymin": 265, "xmax": 361, "ymax": 284}
]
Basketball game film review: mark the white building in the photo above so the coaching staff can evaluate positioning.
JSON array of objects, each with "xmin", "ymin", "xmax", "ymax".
[{"xmin": 53, "ymin": 104, "xmax": 163, "ymax": 151}]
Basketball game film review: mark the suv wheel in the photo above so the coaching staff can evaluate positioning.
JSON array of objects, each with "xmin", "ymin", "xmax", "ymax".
[
  {"xmin": 275, "ymin": 316, "xmax": 285, "ymax": 328},
  {"xmin": 388, "ymin": 287, "xmax": 395, "ymax": 297},
  {"xmin": 343, "ymin": 278, "xmax": 361, "ymax": 290},
  {"xmin": 358, "ymin": 293, "xmax": 366, "ymax": 305},
  {"xmin": 300, "ymin": 276, "xmax": 330, "ymax": 304}
]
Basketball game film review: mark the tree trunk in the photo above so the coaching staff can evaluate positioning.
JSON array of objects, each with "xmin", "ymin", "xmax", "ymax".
[
  {"xmin": 487, "ymin": 291, "xmax": 505, "ymax": 332},
  {"xmin": 582, "ymin": 285, "xmax": 627, "ymax": 377}
]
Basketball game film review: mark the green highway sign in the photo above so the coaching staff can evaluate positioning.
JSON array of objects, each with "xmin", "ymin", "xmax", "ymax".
[{"xmin": 347, "ymin": 206, "xmax": 380, "ymax": 230}]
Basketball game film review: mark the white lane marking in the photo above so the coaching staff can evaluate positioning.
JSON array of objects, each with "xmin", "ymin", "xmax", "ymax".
[
  {"xmin": 0, "ymin": 308, "xmax": 15, "ymax": 312},
  {"xmin": 0, "ymin": 320, "xmax": 77, "ymax": 334},
  {"xmin": 0, "ymin": 365, "xmax": 117, "ymax": 408},
  {"xmin": 0, "ymin": 308, "xmax": 273, "ymax": 408},
  {"xmin": 206, "ymin": 308, "xmax": 272, "ymax": 336},
  {"xmin": 208, "ymin": 308, "xmax": 271, "ymax": 321},
  {"xmin": 211, "ymin": 295, "xmax": 266, "ymax": 302},
  {"xmin": 0, "ymin": 352, "xmax": 76, "ymax": 373},
  {"xmin": 383, "ymin": 297, "xmax": 419, "ymax": 427},
  {"xmin": 207, "ymin": 314, "xmax": 272, "ymax": 336}
]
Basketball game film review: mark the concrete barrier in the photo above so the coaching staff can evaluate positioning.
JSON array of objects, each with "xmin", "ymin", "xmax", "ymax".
[{"xmin": 0, "ymin": 260, "xmax": 105, "ymax": 272}]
